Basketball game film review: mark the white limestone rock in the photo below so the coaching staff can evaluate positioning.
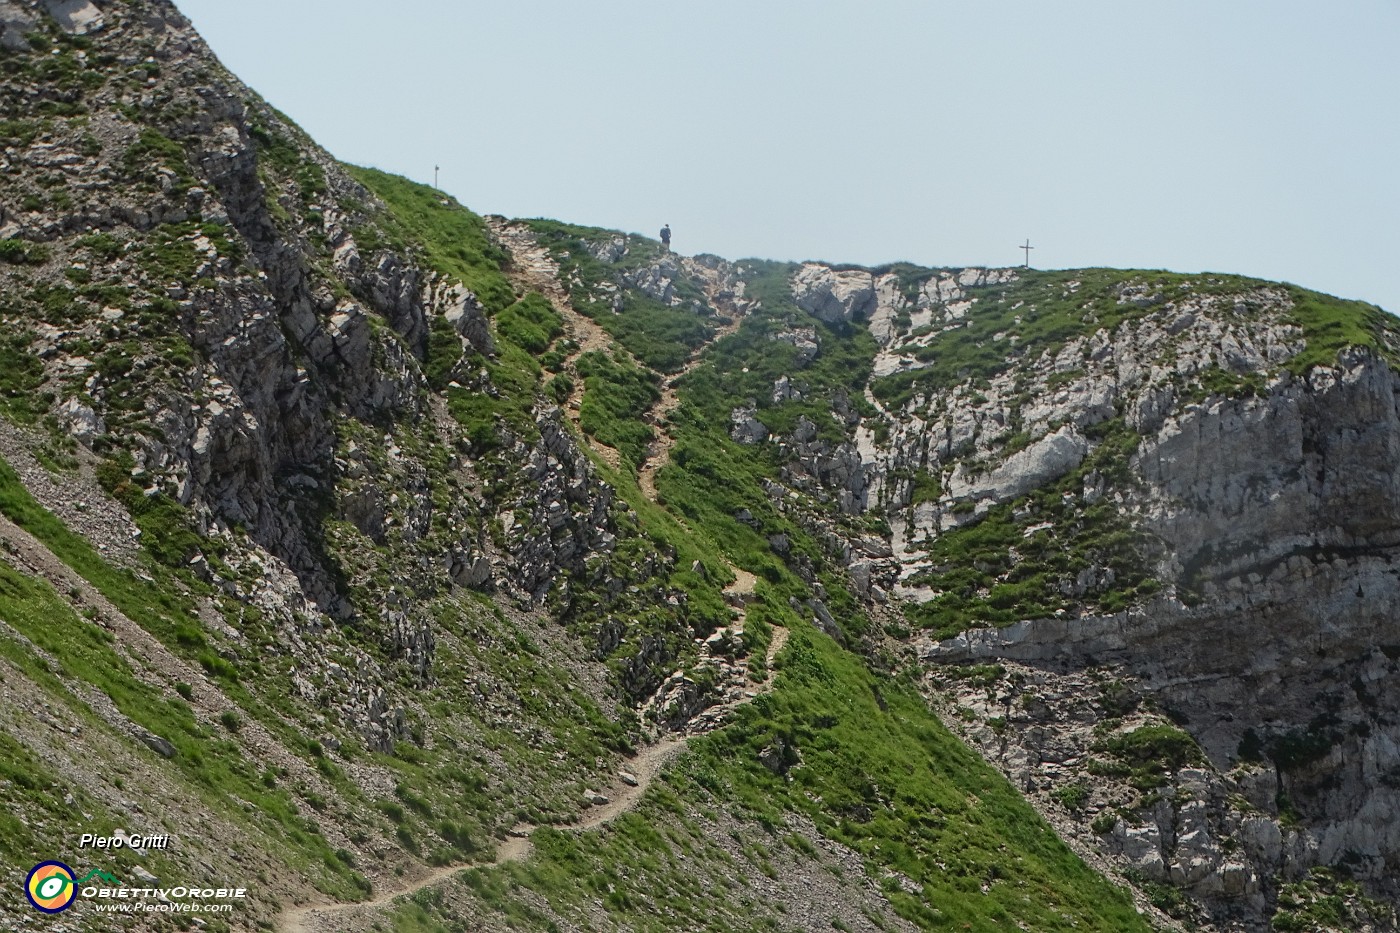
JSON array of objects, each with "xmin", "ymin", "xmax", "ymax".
[
  {"xmin": 945, "ymin": 425, "xmax": 1088, "ymax": 505},
  {"xmin": 791, "ymin": 263, "xmax": 876, "ymax": 324},
  {"xmin": 41, "ymin": 0, "xmax": 102, "ymax": 35}
]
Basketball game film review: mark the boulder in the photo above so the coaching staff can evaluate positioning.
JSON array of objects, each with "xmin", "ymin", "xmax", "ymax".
[
  {"xmin": 946, "ymin": 425, "xmax": 1088, "ymax": 505},
  {"xmin": 41, "ymin": 0, "xmax": 103, "ymax": 35},
  {"xmin": 730, "ymin": 405, "xmax": 769, "ymax": 445},
  {"xmin": 137, "ymin": 730, "xmax": 176, "ymax": 759},
  {"xmin": 771, "ymin": 327, "xmax": 820, "ymax": 364},
  {"xmin": 758, "ymin": 737, "xmax": 800, "ymax": 776},
  {"xmin": 58, "ymin": 397, "xmax": 105, "ymax": 445},
  {"xmin": 0, "ymin": 1, "xmax": 37, "ymax": 51},
  {"xmin": 791, "ymin": 264, "xmax": 876, "ymax": 324}
]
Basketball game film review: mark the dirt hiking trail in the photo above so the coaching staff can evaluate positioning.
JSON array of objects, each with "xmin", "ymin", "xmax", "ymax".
[
  {"xmin": 279, "ymin": 222, "xmax": 782, "ymax": 933},
  {"xmin": 486, "ymin": 217, "xmax": 626, "ymax": 471},
  {"xmin": 279, "ymin": 619, "xmax": 787, "ymax": 933}
]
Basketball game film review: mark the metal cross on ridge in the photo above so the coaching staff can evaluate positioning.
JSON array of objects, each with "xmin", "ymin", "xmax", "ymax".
[{"xmin": 1020, "ymin": 238, "xmax": 1034, "ymax": 268}]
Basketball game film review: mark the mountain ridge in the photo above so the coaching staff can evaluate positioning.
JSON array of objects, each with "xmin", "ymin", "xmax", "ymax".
[{"xmin": 1, "ymin": 1, "xmax": 1398, "ymax": 931}]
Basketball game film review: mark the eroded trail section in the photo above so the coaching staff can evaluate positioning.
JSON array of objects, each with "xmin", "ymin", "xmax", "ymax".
[
  {"xmin": 636, "ymin": 257, "xmax": 749, "ymax": 500},
  {"xmin": 486, "ymin": 216, "xmax": 624, "ymax": 469},
  {"xmin": 485, "ymin": 220, "xmax": 749, "ymax": 493}
]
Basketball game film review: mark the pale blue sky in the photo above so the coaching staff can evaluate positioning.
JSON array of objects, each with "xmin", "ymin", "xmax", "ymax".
[{"xmin": 173, "ymin": 0, "xmax": 1399, "ymax": 313}]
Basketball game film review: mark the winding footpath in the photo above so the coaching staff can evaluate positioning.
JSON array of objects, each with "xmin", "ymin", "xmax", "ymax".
[
  {"xmin": 278, "ymin": 609, "xmax": 786, "ymax": 933},
  {"xmin": 485, "ymin": 218, "xmax": 746, "ymax": 494},
  {"xmin": 279, "ymin": 229, "xmax": 783, "ymax": 932}
]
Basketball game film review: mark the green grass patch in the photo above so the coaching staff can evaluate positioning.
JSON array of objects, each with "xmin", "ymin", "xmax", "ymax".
[
  {"xmin": 905, "ymin": 421, "xmax": 1160, "ymax": 636},
  {"xmin": 94, "ymin": 452, "xmax": 214, "ymax": 570},
  {"xmin": 597, "ymin": 293, "xmax": 713, "ymax": 374},
  {"xmin": 346, "ymin": 165, "xmax": 514, "ymax": 314},
  {"xmin": 672, "ymin": 620, "xmax": 1151, "ymax": 932},
  {"xmin": 445, "ymin": 345, "xmax": 541, "ymax": 452},
  {"xmin": 0, "ymin": 557, "xmax": 366, "ymax": 897},
  {"xmin": 1271, "ymin": 867, "xmax": 1394, "ymax": 932},
  {"xmin": 908, "ymin": 470, "xmax": 942, "ymax": 506},
  {"xmin": 249, "ymin": 115, "xmax": 326, "ymax": 203},
  {"xmin": 0, "ymin": 238, "xmax": 49, "ymax": 265},
  {"xmin": 576, "ymin": 351, "xmax": 658, "ymax": 467},
  {"xmin": 1285, "ymin": 286, "xmax": 1400, "ymax": 374},
  {"xmin": 0, "ymin": 456, "xmax": 204, "ymax": 648},
  {"xmin": 423, "ymin": 315, "xmax": 463, "ymax": 391},
  {"xmin": 121, "ymin": 127, "xmax": 191, "ymax": 193},
  {"xmin": 1097, "ymin": 724, "xmax": 1202, "ymax": 790},
  {"xmin": 0, "ymin": 331, "xmax": 48, "ymax": 424},
  {"xmin": 0, "ymin": 731, "xmax": 83, "ymax": 865},
  {"xmin": 495, "ymin": 292, "xmax": 563, "ymax": 354},
  {"xmin": 75, "ymin": 232, "xmax": 126, "ymax": 262},
  {"xmin": 679, "ymin": 259, "xmax": 876, "ymax": 433},
  {"xmin": 135, "ymin": 221, "xmax": 241, "ymax": 283},
  {"xmin": 0, "ymin": 119, "xmax": 40, "ymax": 147}
]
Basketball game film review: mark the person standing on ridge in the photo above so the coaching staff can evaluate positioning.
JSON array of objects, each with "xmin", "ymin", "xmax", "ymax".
[{"xmin": 660, "ymin": 224, "xmax": 671, "ymax": 253}]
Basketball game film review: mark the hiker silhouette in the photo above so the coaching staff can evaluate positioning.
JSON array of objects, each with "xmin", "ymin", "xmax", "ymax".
[{"xmin": 660, "ymin": 224, "xmax": 671, "ymax": 252}]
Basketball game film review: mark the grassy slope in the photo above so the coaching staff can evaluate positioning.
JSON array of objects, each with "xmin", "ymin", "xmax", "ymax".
[
  {"xmin": 375, "ymin": 218, "xmax": 1153, "ymax": 931},
  {"xmin": 1285, "ymin": 284, "xmax": 1400, "ymax": 372},
  {"xmin": 686, "ymin": 625, "xmax": 1147, "ymax": 931},
  {"xmin": 344, "ymin": 165, "xmax": 514, "ymax": 315},
  {"xmin": 0, "ymin": 136, "xmax": 667, "ymax": 925},
  {"xmin": 0, "ymin": 445, "xmax": 648, "ymax": 923},
  {"xmin": 0, "ymin": 460, "xmax": 374, "ymax": 901}
]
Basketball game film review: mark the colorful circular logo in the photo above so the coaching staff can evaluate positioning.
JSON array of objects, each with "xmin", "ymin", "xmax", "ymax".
[{"xmin": 26, "ymin": 861, "xmax": 76, "ymax": 913}]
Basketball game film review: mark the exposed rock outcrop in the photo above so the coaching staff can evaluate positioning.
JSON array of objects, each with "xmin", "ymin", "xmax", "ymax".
[{"xmin": 792, "ymin": 263, "xmax": 876, "ymax": 324}]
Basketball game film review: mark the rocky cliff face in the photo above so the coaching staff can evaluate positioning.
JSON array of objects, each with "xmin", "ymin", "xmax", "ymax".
[
  {"xmin": 915, "ymin": 352, "xmax": 1400, "ymax": 928},
  {"xmin": 533, "ymin": 228, "xmax": 1400, "ymax": 927},
  {"xmin": 0, "ymin": 0, "xmax": 696, "ymax": 719},
  {"xmin": 766, "ymin": 262, "xmax": 1400, "ymax": 929}
]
